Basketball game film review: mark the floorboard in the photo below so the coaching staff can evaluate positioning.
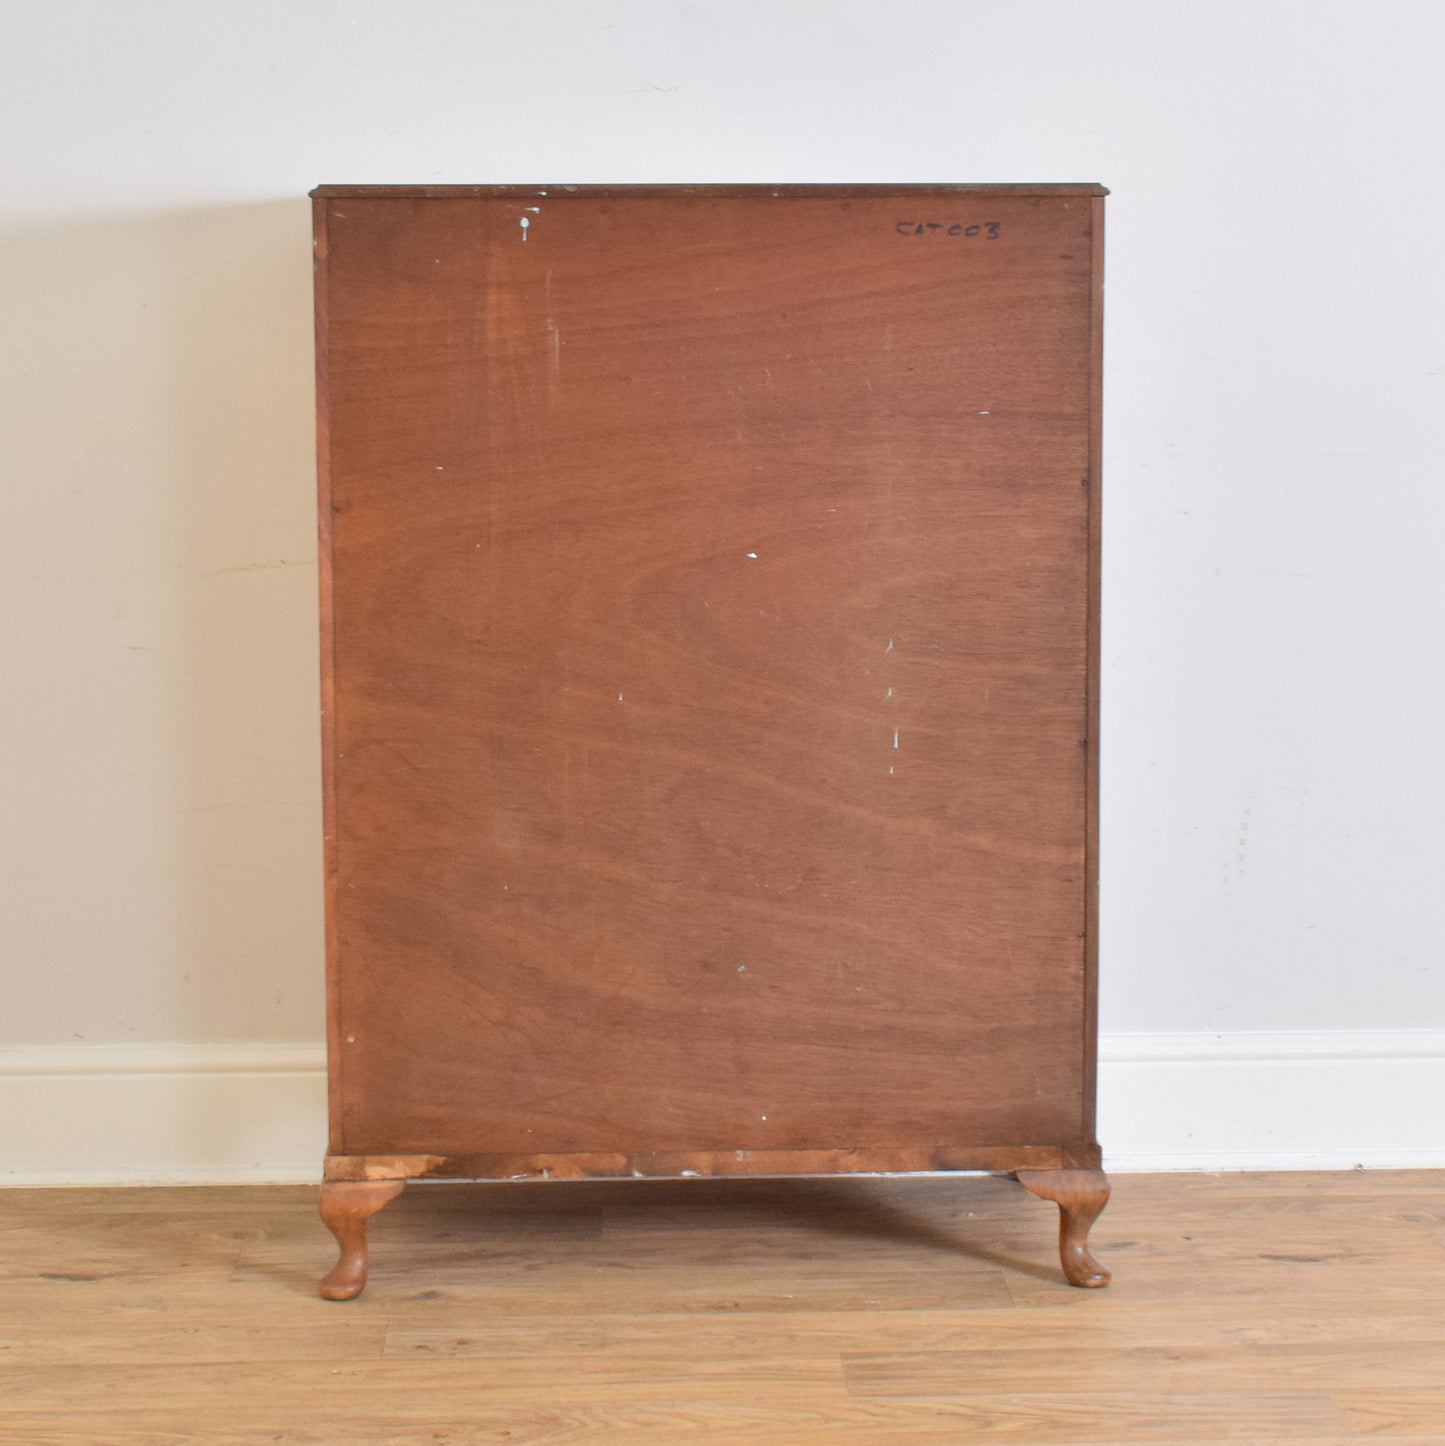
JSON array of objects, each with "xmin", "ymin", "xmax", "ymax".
[{"xmin": 2, "ymin": 1171, "xmax": 1443, "ymax": 1442}]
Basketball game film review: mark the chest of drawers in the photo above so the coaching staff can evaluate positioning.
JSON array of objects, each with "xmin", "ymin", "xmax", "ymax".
[{"xmin": 312, "ymin": 183, "xmax": 1109, "ymax": 1298}]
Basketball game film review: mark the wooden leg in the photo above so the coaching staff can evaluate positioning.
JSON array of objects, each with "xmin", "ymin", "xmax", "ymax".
[
  {"xmin": 318, "ymin": 1179, "xmax": 405, "ymax": 1300},
  {"xmin": 1015, "ymin": 1168, "xmax": 1112, "ymax": 1288}
]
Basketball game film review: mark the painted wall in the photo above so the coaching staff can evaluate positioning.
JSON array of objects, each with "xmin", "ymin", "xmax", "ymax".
[{"xmin": 2, "ymin": 1, "xmax": 1442, "ymax": 1174}]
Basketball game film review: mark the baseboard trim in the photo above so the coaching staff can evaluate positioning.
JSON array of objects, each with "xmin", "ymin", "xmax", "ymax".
[
  {"xmin": 2, "ymin": 1032, "xmax": 1442, "ymax": 1185},
  {"xmin": 1098, "ymin": 1030, "xmax": 1445, "ymax": 1171},
  {"xmin": 0, "ymin": 1042, "xmax": 328, "ymax": 1187}
]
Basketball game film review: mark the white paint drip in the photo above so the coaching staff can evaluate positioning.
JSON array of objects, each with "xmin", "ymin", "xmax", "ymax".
[
  {"xmin": 885, "ymin": 638, "xmax": 894, "ymax": 652},
  {"xmin": 892, "ymin": 729, "xmax": 900, "ymax": 748},
  {"xmin": 519, "ymin": 216, "xmax": 529, "ymax": 241},
  {"xmin": 885, "ymin": 686, "xmax": 892, "ymax": 699}
]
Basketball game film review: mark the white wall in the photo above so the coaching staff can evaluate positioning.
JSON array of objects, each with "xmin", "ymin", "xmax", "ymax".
[{"xmin": 2, "ymin": 0, "xmax": 1442, "ymax": 1177}]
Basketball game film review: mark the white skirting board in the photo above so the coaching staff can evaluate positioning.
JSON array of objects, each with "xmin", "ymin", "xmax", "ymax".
[
  {"xmin": 1, "ymin": 1033, "xmax": 1443, "ymax": 1185},
  {"xmin": 0, "ymin": 1044, "xmax": 328, "ymax": 1187},
  {"xmin": 1099, "ymin": 1031, "xmax": 1445, "ymax": 1171}
]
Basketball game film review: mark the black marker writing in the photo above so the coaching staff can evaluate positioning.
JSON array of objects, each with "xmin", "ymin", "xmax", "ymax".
[{"xmin": 896, "ymin": 220, "xmax": 1001, "ymax": 239}]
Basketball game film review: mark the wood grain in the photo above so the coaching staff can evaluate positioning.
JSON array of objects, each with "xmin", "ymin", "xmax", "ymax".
[
  {"xmin": 317, "ymin": 186, "xmax": 1103, "ymax": 1169},
  {"xmin": 0, "ymin": 1397, "xmax": 1355, "ymax": 1446},
  {"xmin": 3, "ymin": 1172, "xmax": 1442, "ymax": 1442}
]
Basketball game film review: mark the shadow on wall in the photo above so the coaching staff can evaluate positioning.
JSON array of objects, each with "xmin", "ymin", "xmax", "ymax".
[{"xmin": 0, "ymin": 200, "xmax": 326, "ymax": 1063}]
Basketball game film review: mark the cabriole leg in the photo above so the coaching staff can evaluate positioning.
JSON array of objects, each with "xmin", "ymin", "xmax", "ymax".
[
  {"xmin": 318, "ymin": 1179, "xmax": 405, "ymax": 1300},
  {"xmin": 1015, "ymin": 1168, "xmax": 1112, "ymax": 1288}
]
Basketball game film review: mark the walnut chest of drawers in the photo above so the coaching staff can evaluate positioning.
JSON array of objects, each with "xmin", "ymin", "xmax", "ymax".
[{"xmin": 311, "ymin": 183, "xmax": 1110, "ymax": 1297}]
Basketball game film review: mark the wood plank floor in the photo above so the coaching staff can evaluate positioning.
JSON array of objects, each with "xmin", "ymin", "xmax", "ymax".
[{"xmin": 2, "ymin": 1171, "xmax": 1444, "ymax": 1442}]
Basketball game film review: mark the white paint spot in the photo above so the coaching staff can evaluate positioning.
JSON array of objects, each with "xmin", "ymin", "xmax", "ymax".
[
  {"xmin": 892, "ymin": 729, "xmax": 900, "ymax": 748},
  {"xmin": 977, "ymin": 410, "xmax": 991, "ymax": 416},
  {"xmin": 519, "ymin": 216, "xmax": 530, "ymax": 241},
  {"xmin": 760, "ymin": 1114, "xmax": 768, "ymax": 1121},
  {"xmin": 885, "ymin": 638, "xmax": 894, "ymax": 652},
  {"xmin": 345, "ymin": 1035, "xmax": 356, "ymax": 1043},
  {"xmin": 435, "ymin": 465, "xmax": 444, "ymax": 470},
  {"xmin": 885, "ymin": 686, "xmax": 892, "ymax": 699},
  {"xmin": 618, "ymin": 693, "xmax": 624, "ymax": 702},
  {"xmin": 889, "ymin": 765, "xmax": 895, "ymax": 775},
  {"xmin": 681, "ymin": 1169, "xmax": 700, "ymax": 1177},
  {"xmin": 737, "ymin": 964, "xmax": 747, "ymax": 974},
  {"xmin": 746, "ymin": 551, "xmax": 758, "ymax": 559}
]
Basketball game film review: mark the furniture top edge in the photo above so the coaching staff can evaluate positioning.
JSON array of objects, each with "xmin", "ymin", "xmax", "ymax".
[{"xmin": 310, "ymin": 182, "xmax": 1109, "ymax": 200}]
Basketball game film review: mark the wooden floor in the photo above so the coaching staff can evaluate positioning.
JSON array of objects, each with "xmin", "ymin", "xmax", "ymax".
[{"xmin": 2, "ymin": 1172, "xmax": 1444, "ymax": 1443}]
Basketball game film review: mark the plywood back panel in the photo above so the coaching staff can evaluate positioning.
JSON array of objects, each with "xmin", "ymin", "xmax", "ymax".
[{"xmin": 315, "ymin": 187, "xmax": 1101, "ymax": 1162}]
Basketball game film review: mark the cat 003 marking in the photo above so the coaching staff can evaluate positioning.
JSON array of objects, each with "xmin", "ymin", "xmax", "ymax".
[{"xmin": 896, "ymin": 220, "xmax": 1001, "ymax": 238}]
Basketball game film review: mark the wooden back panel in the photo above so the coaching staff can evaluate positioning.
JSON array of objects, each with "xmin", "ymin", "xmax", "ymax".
[{"xmin": 314, "ymin": 185, "xmax": 1103, "ymax": 1166}]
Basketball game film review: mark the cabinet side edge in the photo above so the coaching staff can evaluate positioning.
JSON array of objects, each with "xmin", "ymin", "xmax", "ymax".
[
  {"xmin": 1081, "ymin": 194, "xmax": 1105, "ymax": 1144},
  {"xmin": 313, "ymin": 195, "xmax": 345, "ymax": 1156}
]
